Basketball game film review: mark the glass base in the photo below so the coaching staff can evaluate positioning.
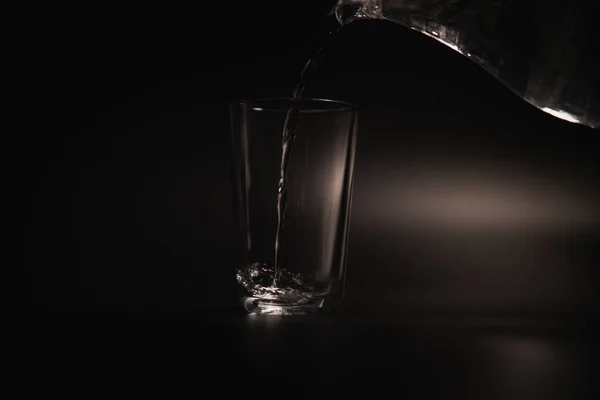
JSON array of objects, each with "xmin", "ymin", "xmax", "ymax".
[{"xmin": 243, "ymin": 296, "xmax": 325, "ymax": 315}]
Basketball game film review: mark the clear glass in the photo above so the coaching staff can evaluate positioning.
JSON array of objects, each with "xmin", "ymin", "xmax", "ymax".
[
  {"xmin": 230, "ymin": 98, "xmax": 358, "ymax": 315},
  {"xmin": 334, "ymin": 0, "xmax": 600, "ymax": 129}
]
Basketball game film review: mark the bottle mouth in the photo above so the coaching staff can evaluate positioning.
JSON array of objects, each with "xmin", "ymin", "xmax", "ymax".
[
  {"xmin": 334, "ymin": 0, "xmax": 382, "ymax": 26},
  {"xmin": 231, "ymin": 97, "xmax": 358, "ymax": 113}
]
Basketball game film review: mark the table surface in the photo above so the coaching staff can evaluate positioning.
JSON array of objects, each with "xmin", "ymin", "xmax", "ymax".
[{"xmin": 14, "ymin": 310, "xmax": 599, "ymax": 399}]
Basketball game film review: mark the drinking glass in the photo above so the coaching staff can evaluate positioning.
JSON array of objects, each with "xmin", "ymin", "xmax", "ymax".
[{"xmin": 230, "ymin": 97, "xmax": 358, "ymax": 314}]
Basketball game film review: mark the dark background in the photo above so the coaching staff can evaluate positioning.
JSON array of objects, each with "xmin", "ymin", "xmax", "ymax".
[
  {"xmin": 19, "ymin": 0, "xmax": 599, "ymax": 316},
  {"xmin": 13, "ymin": 0, "xmax": 600, "ymax": 398}
]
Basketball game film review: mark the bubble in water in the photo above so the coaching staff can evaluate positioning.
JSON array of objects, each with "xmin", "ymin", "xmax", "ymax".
[{"xmin": 237, "ymin": 263, "xmax": 316, "ymax": 303}]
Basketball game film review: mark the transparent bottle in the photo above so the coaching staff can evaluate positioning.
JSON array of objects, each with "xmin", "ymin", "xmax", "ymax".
[{"xmin": 333, "ymin": 0, "xmax": 599, "ymax": 128}]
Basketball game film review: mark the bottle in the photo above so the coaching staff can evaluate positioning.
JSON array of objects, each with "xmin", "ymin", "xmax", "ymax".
[{"xmin": 333, "ymin": 0, "xmax": 599, "ymax": 129}]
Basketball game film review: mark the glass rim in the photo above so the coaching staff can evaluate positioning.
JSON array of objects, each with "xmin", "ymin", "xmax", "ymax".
[{"xmin": 230, "ymin": 97, "xmax": 358, "ymax": 113}]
